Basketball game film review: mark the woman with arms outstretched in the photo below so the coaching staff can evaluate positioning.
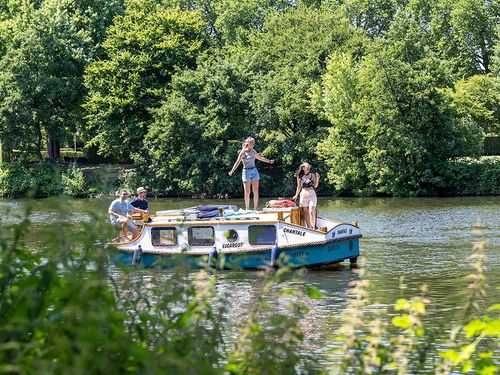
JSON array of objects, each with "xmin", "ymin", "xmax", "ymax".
[{"xmin": 228, "ymin": 137, "xmax": 275, "ymax": 210}]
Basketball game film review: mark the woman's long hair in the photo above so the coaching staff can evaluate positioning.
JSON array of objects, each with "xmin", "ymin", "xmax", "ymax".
[{"xmin": 296, "ymin": 162, "xmax": 309, "ymax": 178}]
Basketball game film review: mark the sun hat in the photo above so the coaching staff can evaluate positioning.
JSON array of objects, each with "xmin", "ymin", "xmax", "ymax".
[{"xmin": 136, "ymin": 187, "xmax": 147, "ymax": 194}]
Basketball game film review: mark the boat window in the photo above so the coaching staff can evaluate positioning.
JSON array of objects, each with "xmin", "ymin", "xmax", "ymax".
[
  {"xmin": 188, "ymin": 226, "xmax": 215, "ymax": 246},
  {"xmin": 248, "ymin": 225, "xmax": 276, "ymax": 245},
  {"xmin": 151, "ymin": 227, "xmax": 177, "ymax": 246}
]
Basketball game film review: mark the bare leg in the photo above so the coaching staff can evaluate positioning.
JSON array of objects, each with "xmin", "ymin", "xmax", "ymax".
[
  {"xmin": 251, "ymin": 179, "xmax": 260, "ymax": 210},
  {"xmin": 121, "ymin": 222, "xmax": 129, "ymax": 240},
  {"xmin": 131, "ymin": 225, "xmax": 139, "ymax": 239},
  {"xmin": 243, "ymin": 181, "xmax": 251, "ymax": 210},
  {"xmin": 310, "ymin": 207, "xmax": 317, "ymax": 229},
  {"xmin": 122, "ymin": 219, "xmax": 139, "ymax": 240},
  {"xmin": 302, "ymin": 206, "xmax": 311, "ymax": 228}
]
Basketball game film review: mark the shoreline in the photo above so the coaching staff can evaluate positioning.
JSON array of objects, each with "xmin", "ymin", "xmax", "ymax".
[{"xmin": 1, "ymin": 157, "xmax": 499, "ymax": 199}]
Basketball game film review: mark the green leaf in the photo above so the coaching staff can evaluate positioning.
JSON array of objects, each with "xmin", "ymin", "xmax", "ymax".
[
  {"xmin": 392, "ymin": 314, "xmax": 411, "ymax": 329},
  {"xmin": 478, "ymin": 352, "xmax": 493, "ymax": 359},
  {"xmin": 461, "ymin": 360, "xmax": 473, "ymax": 373},
  {"xmin": 412, "ymin": 301, "xmax": 426, "ymax": 314},
  {"xmin": 465, "ymin": 319, "xmax": 486, "ymax": 338},
  {"xmin": 305, "ymin": 286, "xmax": 323, "ymax": 299},
  {"xmin": 415, "ymin": 327, "xmax": 425, "ymax": 337},
  {"xmin": 439, "ymin": 349, "xmax": 461, "ymax": 365},
  {"xmin": 487, "ymin": 304, "xmax": 500, "ymax": 311},
  {"xmin": 483, "ymin": 319, "xmax": 500, "ymax": 337},
  {"xmin": 394, "ymin": 298, "xmax": 410, "ymax": 311}
]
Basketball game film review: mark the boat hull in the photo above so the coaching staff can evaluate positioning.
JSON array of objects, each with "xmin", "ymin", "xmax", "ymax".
[{"xmin": 108, "ymin": 237, "xmax": 360, "ymax": 269}]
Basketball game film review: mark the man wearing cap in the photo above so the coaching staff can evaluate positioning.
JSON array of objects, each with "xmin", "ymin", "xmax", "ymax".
[{"xmin": 131, "ymin": 187, "xmax": 149, "ymax": 212}]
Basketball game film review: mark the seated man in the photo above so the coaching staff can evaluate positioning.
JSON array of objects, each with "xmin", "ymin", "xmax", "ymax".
[
  {"xmin": 130, "ymin": 186, "xmax": 149, "ymax": 211},
  {"xmin": 108, "ymin": 188, "xmax": 147, "ymax": 240}
]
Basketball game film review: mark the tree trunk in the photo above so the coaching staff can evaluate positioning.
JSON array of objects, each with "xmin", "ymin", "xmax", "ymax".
[
  {"xmin": 0, "ymin": 141, "xmax": 11, "ymax": 163},
  {"xmin": 480, "ymin": 41, "xmax": 490, "ymax": 73},
  {"xmin": 47, "ymin": 136, "xmax": 60, "ymax": 159},
  {"xmin": 35, "ymin": 125, "xmax": 43, "ymax": 162}
]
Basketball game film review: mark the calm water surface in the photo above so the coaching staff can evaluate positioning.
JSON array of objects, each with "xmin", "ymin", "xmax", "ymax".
[{"xmin": 1, "ymin": 196, "xmax": 499, "ymax": 363}]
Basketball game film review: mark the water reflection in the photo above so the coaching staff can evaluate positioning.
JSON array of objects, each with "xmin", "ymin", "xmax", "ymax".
[{"xmin": 108, "ymin": 263, "xmax": 359, "ymax": 365}]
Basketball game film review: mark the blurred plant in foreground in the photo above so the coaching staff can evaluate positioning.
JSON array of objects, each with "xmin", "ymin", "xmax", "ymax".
[{"xmin": 329, "ymin": 244, "xmax": 499, "ymax": 375}]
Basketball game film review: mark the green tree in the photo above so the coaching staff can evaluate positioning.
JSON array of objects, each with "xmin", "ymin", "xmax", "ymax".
[
  {"xmin": 339, "ymin": 0, "xmax": 407, "ymax": 37},
  {"xmin": 492, "ymin": 27, "xmax": 500, "ymax": 76},
  {"xmin": 0, "ymin": 0, "xmax": 122, "ymax": 161},
  {"xmin": 211, "ymin": 0, "xmax": 295, "ymax": 46},
  {"xmin": 311, "ymin": 52, "xmax": 370, "ymax": 195},
  {"xmin": 245, "ymin": 5, "xmax": 362, "ymax": 182},
  {"xmin": 144, "ymin": 54, "xmax": 253, "ymax": 196},
  {"xmin": 142, "ymin": 4, "xmax": 363, "ymax": 198},
  {"xmin": 82, "ymin": 0, "xmax": 206, "ymax": 161},
  {"xmin": 430, "ymin": 0, "xmax": 500, "ymax": 76},
  {"xmin": 316, "ymin": 12, "xmax": 483, "ymax": 196},
  {"xmin": 447, "ymin": 74, "xmax": 500, "ymax": 136},
  {"xmin": 177, "ymin": 0, "xmax": 314, "ymax": 47}
]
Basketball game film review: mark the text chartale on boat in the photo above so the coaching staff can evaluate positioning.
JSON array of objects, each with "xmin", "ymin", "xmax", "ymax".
[{"xmin": 108, "ymin": 201, "xmax": 362, "ymax": 269}]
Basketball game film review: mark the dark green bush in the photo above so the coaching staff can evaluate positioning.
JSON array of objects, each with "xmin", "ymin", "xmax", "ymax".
[
  {"xmin": 62, "ymin": 162, "xmax": 87, "ymax": 197},
  {"xmin": 0, "ymin": 161, "xmax": 62, "ymax": 198},
  {"xmin": 30, "ymin": 160, "xmax": 62, "ymax": 197},
  {"xmin": 0, "ymin": 203, "xmax": 134, "ymax": 374},
  {"xmin": 0, "ymin": 162, "xmax": 32, "ymax": 198},
  {"xmin": 0, "ymin": 161, "xmax": 119, "ymax": 198},
  {"xmin": 444, "ymin": 157, "xmax": 500, "ymax": 195}
]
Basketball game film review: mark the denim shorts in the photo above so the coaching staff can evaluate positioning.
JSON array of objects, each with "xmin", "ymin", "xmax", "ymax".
[{"xmin": 242, "ymin": 167, "xmax": 260, "ymax": 182}]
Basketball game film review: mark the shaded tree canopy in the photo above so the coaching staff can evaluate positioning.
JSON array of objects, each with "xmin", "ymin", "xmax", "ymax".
[
  {"xmin": 82, "ymin": 0, "xmax": 207, "ymax": 160},
  {"xmin": 0, "ymin": 0, "xmax": 498, "ymax": 196}
]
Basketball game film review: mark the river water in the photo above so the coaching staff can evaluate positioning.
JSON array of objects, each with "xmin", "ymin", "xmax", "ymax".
[{"xmin": 1, "ymin": 196, "xmax": 499, "ymax": 366}]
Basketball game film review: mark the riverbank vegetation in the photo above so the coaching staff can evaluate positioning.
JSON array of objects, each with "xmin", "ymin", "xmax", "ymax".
[
  {"xmin": 0, "ymin": 157, "xmax": 498, "ymax": 198},
  {"xmin": 0, "ymin": 203, "xmax": 498, "ymax": 373},
  {"xmin": 0, "ymin": 0, "xmax": 499, "ymax": 197}
]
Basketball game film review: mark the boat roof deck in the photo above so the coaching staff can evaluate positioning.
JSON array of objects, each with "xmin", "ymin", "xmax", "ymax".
[
  {"xmin": 149, "ymin": 208, "xmax": 343, "ymax": 227},
  {"xmin": 151, "ymin": 210, "xmax": 280, "ymax": 224}
]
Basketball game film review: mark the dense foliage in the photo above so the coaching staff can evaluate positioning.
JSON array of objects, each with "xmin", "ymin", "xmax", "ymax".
[
  {"xmin": 0, "ymin": 162, "xmax": 128, "ymax": 198},
  {"xmin": 314, "ymin": 13, "xmax": 484, "ymax": 196},
  {"xmin": 0, "ymin": 0, "xmax": 499, "ymax": 197},
  {"xmin": 443, "ymin": 156, "xmax": 500, "ymax": 196},
  {"xmin": 0, "ymin": 204, "xmax": 498, "ymax": 373},
  {"xmin": 0, "ymin": 0, "xmax": 122, "ymax": 161},
  {"xmin": 83, "ymin": 0, "xmax": 207, "ymax": 160},
  {"xmin": 0, "ymin": 156, "xmax": 496, "ymax": 198},
  {"xmin": 0, "ymin": 205, "xmax": 319, "ymax": 373}
]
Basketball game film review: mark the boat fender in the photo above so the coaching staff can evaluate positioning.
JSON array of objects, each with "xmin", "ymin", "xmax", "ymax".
[
  {"xmin": 132, "ymin": 245, "xmax": 142, "ymax": 266},
  {"xmin": 271, "ymin": 243, "xmax": 281, "ymax": 267},
  {"xmin": 208, "ymin": 245, "xmax": 218, "ymax": 266}
]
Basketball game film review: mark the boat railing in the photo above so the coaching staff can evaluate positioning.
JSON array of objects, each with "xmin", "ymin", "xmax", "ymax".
[
  {"xmin": 156, "ymin": 207, "xmax": 198, "ymax": 216},
  {"xmin": 159, "ymin": 216, "xmax": 262, "ymax": 223}
]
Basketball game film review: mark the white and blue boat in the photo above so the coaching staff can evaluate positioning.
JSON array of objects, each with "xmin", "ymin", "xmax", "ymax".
[{"xmin": 108, "ymin": 203, "xmax": 361, "ymax": 269}]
